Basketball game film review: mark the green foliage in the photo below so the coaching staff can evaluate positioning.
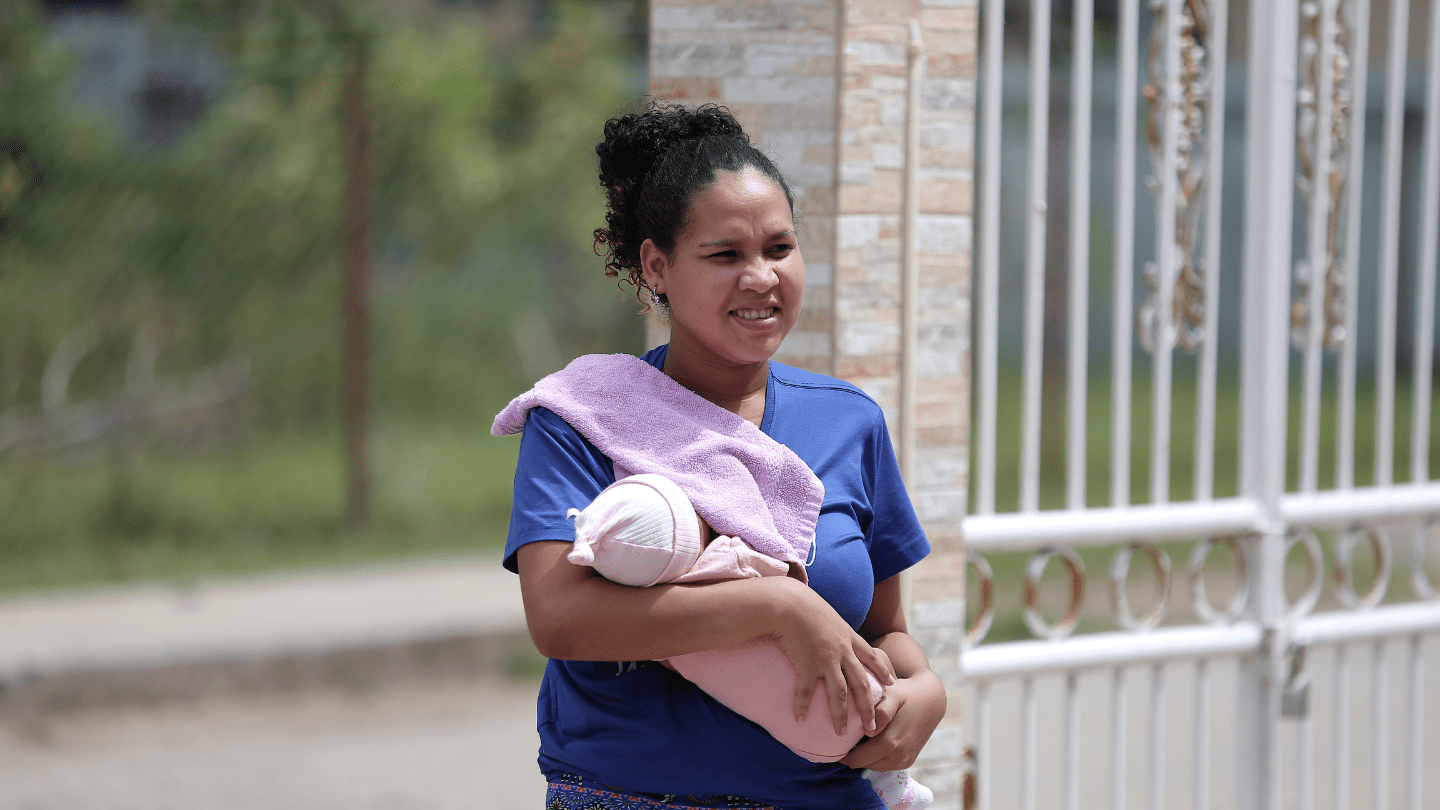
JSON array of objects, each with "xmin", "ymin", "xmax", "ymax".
[
  {"xmin": 1, "ymin": 0, "xmax": 643, "ymax": 418},
  {"xmin": 0, "ymin": 0, "xmax": 645, "ymax": 589},
  {"xmin": 0, "ymin": 423, "xmax": 519, "ymax": 592}
]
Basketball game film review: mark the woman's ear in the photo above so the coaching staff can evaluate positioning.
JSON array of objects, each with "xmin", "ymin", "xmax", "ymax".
[{"xmin": 639, "ymin": 239, "xmax": 668, "ymax": 296}]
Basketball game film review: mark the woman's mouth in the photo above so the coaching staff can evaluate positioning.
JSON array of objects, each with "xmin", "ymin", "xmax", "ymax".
[{"xmin": 733, "ymin": 307, "xmax": 777, "ymax": 320}]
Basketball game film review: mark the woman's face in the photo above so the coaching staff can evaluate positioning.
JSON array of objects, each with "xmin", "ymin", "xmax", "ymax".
[{"xmin": 640, "ymin": 167, "xmax": 805, "ymax": 369}]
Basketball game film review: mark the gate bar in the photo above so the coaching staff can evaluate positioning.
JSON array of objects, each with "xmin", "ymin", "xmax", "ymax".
[
  {"xmin": 1067, "ymin": 0, "xmax": 1095, "ymax": 511},
  {"xmin": 976, "ymin": 680, "xmax": 993, "ymax": 810},
  {"xmin": 963, "ymin": 624, "xmax": 1262, "ymax": 680},
  {"xmin": 1299, "ymin": 0, "xmax": 1341, "ymax": 495},
  {"xmin": 1338, "ymin": 0, "xmax": 1375, "ymax": 491},
  {"xmin": 1412, "ymin": 0, "xmax": 1440, "ymax": 485},
  {"xmin": 1375, "ymin": 0, "xmax": 1409, "ymax": 487},
  {"xmin": 1063, "ymin": 673, "xmax": 1080, "ymax": 810},
  {"xmin": 1021, "ymin": 677, "xmax": 1037, "ymax": 810},
  {"xmin": 975, "ymin": 0, "xmax": 1004, "ymax": 517},
  {"xmin": 1194, "ymin": 660, "xmax": 1212, "ymax": 810},
  {"xmin": 1112, "ymin": 0, "xmax": 1140, "ymax": 508},
  {"xmin": 1237, "ymin": 0, "xmax": 1300, "ymax": 804},
  {"xmin": 1111, "ymin": 668, "xmax": 1127, "ymax": 810},
  {"xmin": 964, "ymin": 483, "xmax": 1440, "ymax": 550},
  {"xmin": 1020, "ymin": 0, "xmax": 1053, "ymax": 514},
  {"xmin": 1148, "ymin": 664, "xmax": 1166, "ymax": 810},
  {"xmin": 1371, "ymin": 642, "xmax": 1388, "ymax": 810},
  {"xmin": 1195, "ymin": 0, "xmax": 1231, "ymax": 503},
  {"xmin": 1150, "ymin": 0, "xmax": 1183, "ymax": 506},
  {"xmin": 1298, "ymin": 682, "xmax": 1314, "ymax": 810},
  {"xmin": 1334, "ymin": 645, "xmax": 1350, "ymax": 810},
  {"xmin": 1293, "ymin": 601, "xmax": 1440, "ymax": 644},
  {"xmin": 1404, "ymin": 636, "xmax": 1423, "ymax": 810}
]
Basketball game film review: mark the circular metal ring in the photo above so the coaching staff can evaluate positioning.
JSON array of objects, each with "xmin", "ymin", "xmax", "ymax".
[
  {"xmin": 1283, "ymin": 527, "xmax": 1324, "ymax": 621},
  {"xmin": 1333, "ymin": 523, "xmax": 1392, "ymax": 610},
  {"xmin": 1414, "ymin": 518, "xmax": 1439, "ymax": 601},
  {"xmin": 1189, "ymin": 536, "xmax": 1250, "ymax": 625},
  {"xmin": 1110, "ymin": 543, "xmax": 1172, "ymax": 632},
  {"xmin": 964, "ymin": 553, "xmax": 996, "ymax": 648},
  {"xmin": 1022, "ymin": 547, "xmax": 1086, "ymax": 640}
]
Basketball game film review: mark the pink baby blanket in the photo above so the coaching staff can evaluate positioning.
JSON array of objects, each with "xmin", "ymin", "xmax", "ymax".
[{"xmin": 491, "ymin": 353, "xmax": 823, "ymax": 575}]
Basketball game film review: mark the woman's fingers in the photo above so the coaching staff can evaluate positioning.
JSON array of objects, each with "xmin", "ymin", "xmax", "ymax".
[
  {"xmin": 792, "ymin": 670, "xmax": 819, "ymax": 722},
  {"xmin": 864, "ymin": 643, "xmax": 897, "ymax": 685},
  {"xmin": 841, "ymin": 655, "xmax": 875, "ymax": 733},
  {"xmin": 841, "ymin": 670, "xmax": 947, "ymax": 770}
]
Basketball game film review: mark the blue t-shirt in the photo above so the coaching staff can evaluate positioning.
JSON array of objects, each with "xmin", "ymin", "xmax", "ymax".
[{"xmin": 502, "ymin": 346, "xmax": 930, "ymax": 810}]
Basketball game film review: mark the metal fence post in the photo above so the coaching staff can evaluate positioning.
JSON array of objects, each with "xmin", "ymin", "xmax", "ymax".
[{"xmin": 1237, "ymin": 0, "xmax": 1299, "ymax": 807}]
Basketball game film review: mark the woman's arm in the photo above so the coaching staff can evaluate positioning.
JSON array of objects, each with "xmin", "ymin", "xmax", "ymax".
[
  {"xmin": 516, "ymin": 540, "xmax": 895, "ymax": 734},
  {"xmin": 840, "ymin": 574, "xmax": 948, "ymax": 771}
]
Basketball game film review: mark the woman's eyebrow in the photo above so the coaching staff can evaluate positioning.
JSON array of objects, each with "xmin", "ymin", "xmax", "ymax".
[{"xmin": 697, "ymin": 230, "xmax": 796, "ymax": 248}]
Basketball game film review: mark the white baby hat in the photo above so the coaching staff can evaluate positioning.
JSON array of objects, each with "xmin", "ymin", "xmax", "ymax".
[{"xmin": 566, "ymin": 473, "xmax": 704, "ymax": 587}]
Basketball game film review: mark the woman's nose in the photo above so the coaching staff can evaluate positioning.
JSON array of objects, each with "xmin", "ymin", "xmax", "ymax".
[{"xmin": 738, "ymin": 258, "xmax": 779, "ymax": 291}]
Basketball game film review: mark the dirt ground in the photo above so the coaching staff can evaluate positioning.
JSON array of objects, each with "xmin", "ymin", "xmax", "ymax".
[{"xmin": 0, "ymin": 675, "xmax": 547, "ymax": 810}]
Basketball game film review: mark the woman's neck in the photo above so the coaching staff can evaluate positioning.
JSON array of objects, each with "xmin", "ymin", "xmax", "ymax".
[{"xmin": 661, "ymin": 345, "xmax": 769, "ymax": 427}]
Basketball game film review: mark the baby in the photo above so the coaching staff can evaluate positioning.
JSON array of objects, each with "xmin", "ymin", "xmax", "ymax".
[{"xmin": 567, "ymin": 473, "xmax": 933, "ymax": 810}]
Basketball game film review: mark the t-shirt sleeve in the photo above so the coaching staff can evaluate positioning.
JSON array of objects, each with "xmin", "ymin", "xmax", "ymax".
[
  {"xmin": 501, "ymin": 407, "xmax": 616, "ymax": 573},
  {"xmin": 864, "ymin": 410, "xmax": 931, "ymax": 584}
]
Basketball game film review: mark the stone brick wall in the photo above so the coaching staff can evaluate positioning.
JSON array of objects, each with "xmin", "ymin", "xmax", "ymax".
[
  {"xmin": 650, "ymin": 2, "xmax": 975, "ymax": 806},
  {"xmin": 646, "ymin": 0, "xmax": 842, "ymax": 367}
]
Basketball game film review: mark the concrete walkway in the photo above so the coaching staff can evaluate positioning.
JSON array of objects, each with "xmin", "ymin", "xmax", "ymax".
[
  {"xmin": 0, "ymin": 556, "xmax": 550, "ymax": 809},
  {"xmin": 0, "ymin": 555, "xmax": 531, "ymax": 707}
]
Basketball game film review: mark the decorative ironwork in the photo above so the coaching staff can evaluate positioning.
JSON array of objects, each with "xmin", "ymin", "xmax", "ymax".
[
  {"xmin": 1333, "ymin": 523, "xmax": 1392, "ymax": 609},
  {"xmin": 1292, "ymin": 0, "xmax": 1355, "ymax": 352},
  {"xmin": 1284, "ymin": 527, "xmax": 1326, "ymax": 620},
  {"xmin": 1021, "ymin": 548, "xmax": 1087, "ymax": 640},
  {"xmin": 1110, "ymin": 543, "xmax": 1173, "ymax": 631},
  {"xmin": 964, "ymin": 553, "xmax": 996, "ymax": 647},
  {"xmin": 1140, "ymin": 0, "xmax": 1212, "ymax": 354},
  {"xmin": 1413, "ymin": 518, "xmax": 1439, "ymax": 600},
  {"xmin": 1188, "ymin": 536, "xmax": 1251, "ymax": 624}
]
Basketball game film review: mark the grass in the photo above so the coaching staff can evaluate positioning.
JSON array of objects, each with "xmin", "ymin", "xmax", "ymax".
[{"xmin": 0, "ymin": 421, "xmax": 520, "ymax": 595}]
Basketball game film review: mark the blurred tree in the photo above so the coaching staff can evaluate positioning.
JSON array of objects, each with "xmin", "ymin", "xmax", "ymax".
[
  {"xmin": 0, "ymin": 0, "xmax": 643, "ymax": 585},
  {"xmin": 0, "ymin": 0, "xmax": 642, "ymax": 421}
]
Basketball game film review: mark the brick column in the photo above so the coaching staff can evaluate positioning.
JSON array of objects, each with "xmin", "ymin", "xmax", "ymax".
[
  {"xmin": 650, "ymin": 3, "xmax": 975, "ymax": 806},
  {"xmin": 835, "ymin": 4, "xmax": 974, "ymax": 804}
]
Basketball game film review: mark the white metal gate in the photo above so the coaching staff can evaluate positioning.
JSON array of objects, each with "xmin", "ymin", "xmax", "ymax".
[{"xmin": 964, "ymin": 1, "xmax": 1440, "ymax": 808}]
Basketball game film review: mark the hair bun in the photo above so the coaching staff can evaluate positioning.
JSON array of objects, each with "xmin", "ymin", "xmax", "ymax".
[{"xmin": 597, "ymin": 103, "xmax": 748, "ymax": 195}]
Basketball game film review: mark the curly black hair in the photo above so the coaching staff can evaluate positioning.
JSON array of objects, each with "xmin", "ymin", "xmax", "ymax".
[{"xmin": 593, "ymin": 102, "xmax": 794, "ymax": 310}]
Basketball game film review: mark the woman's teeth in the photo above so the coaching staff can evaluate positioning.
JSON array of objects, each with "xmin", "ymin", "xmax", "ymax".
[{"xmin": 735, "ymin": 308, "xmax": 775, "ymax": 320}]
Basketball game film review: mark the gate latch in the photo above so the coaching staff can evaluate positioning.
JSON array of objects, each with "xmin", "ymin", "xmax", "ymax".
[{"xmin": 1281, "ymin": 643, "xmax": 1310, "ymax": 718}]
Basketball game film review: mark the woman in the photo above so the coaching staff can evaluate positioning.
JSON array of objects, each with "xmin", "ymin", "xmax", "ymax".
[{"xmin": 501, "ymin": 102, "xmax": 946, "ymax": 809}]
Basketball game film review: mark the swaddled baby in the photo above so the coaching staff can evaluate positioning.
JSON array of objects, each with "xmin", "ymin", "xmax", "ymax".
[{"xmin": 567, "ymin": 473, "xmax": 933, "ymax": 810}]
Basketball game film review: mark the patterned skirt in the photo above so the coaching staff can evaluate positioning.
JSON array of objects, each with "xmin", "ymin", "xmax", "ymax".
[{"xmin": 544, "ymin": 772, "xmax": 777, "ymax": 810}]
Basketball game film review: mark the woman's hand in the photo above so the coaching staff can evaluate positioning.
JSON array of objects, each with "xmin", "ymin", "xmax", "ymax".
[
  {"xmin": 517, "ymin": 540, "xmax": 894, "ymax": 740},
  {"xmin": 839, "ymin": 573, "xmax": 949, "ymax": 770},
  {"xmin": 838, "ymin": 666, "xmax": 947, "ymax": 771},
  {"xmin": 767, "ymin": 577, "xmax": 896, "ymax": 736}
]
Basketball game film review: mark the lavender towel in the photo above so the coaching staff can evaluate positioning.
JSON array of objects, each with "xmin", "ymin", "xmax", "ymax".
[{"xmin": 491, "ymin": 354, "xmax": 823, "ymax": 574}]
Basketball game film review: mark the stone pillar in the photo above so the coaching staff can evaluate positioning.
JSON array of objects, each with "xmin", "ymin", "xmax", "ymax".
[{"xmin": 650, "ymin": 2, "xmax": 975, "ymax": 806}]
